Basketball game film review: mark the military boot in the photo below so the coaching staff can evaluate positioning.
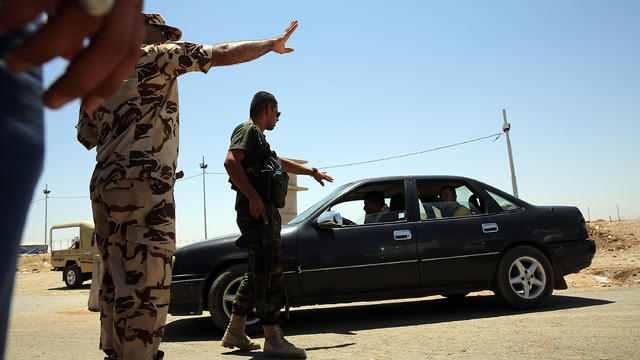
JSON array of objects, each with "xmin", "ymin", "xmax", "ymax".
[
  {"xmin": 263, "ymin": 324, "xmax": 306, "ymax": 359},
  {"xmin": 220, "ymin": 314, "xmax": 261, "ymax": 350}
]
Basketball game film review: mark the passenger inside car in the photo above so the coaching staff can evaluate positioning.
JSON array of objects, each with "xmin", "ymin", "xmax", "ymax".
[{"xmin": 437, "ymin": 185, "xmax": 471, "ymax": 217}]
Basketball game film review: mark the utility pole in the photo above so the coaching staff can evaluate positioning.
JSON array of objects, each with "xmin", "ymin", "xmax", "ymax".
[
  {"xmin": 587, "ymin": 207, "xmax": 591, "ymax": 222},
  {"xmin": 502, "ymin": 109, "xmax": 519, "ymax": 198},
  {"xmin": 617, "ymin": 204, "xmax": 621, "ymax": 221},
  {"xmin": 200, "ymin": 156, "xmax": 208, "ymax": 239},
  {"xmin": 43, "ymin": 184, "xmax": 51, "ymax": 249}
]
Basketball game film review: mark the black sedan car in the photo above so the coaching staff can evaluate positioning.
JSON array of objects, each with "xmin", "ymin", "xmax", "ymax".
[{"xmin": 169, "ymin": 176, "xmax": 595, "ymax": 332}]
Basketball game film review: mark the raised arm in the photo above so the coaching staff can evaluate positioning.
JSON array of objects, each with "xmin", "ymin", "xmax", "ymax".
[
  {"xmin": 278, "ymin": 157, "xmax": 334, "ymax": 186},
  {"xmin": 211, "ymin": 20, "xmax": 298, "ymax": 67}
]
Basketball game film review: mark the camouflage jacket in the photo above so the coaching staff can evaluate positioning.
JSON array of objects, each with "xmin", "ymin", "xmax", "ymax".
[{"xmin": 77, "ymin": 41, "xmax": 214, "ymax": 190}]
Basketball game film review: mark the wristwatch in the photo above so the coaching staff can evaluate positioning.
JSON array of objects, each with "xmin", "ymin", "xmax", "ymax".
[{"xmin": 310, "ymin": 167, "xmax": 318, "ymax": 176}]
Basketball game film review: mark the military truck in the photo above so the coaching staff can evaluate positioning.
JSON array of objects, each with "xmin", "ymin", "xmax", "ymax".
[{"xmin": 50, "ymin": 222, "xmax": 98, "ymax": 288}]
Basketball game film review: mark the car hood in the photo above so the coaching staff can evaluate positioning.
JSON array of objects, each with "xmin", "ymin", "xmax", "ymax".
[
  {"xmin": 175, "ymin": 233, "xmax": 240, "ymax": 255},
  {"xmin": 173, "ymin": 233, "xmax": 243, "ymax": 276},
  {"xmin": 173, "ymin": 224, "xmax": 296, "ymax": 276}
]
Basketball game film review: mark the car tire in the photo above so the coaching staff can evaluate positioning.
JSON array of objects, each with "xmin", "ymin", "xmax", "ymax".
[
  {"xmin": 207, "ymin": 264, "xmax": 261, "ymax": 334},
  {"xmin": 63, "ymin": 264, "xmax": 84, "ymax": 288},
  {"xmin": 493, "ymin": 245, "xmax": 554, "ymax": 309}
]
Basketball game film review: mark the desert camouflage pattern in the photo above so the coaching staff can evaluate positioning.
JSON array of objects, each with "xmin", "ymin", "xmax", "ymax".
[
  {"xmin": 143, "ymin": 13, "xmax": 183, "ymax": 41},
  {"xmin": 232, "ymin": 211, "xmax": 284, "ymax": 325},
  {"xmin": 91, "ymin": 177, "xmax": 174, "ymax": 360},
  {"xmin": 77, "ymin": 41, "xmax": 214, "ymax": 191},
  {"xmin": 76, "ymin": 38, "xmax": 213, "ymax": 359}
]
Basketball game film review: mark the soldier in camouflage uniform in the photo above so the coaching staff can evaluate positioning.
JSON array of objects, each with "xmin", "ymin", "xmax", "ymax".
[
  {"xmin": 77, "ymin": 14, "xmax": 299, "ymax": 360},
  {"xmin": 223, "ymin": 91, "xmax": 333, "ymax": 358}
]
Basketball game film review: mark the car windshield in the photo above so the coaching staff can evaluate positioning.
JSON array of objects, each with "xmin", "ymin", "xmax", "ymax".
[{"xmin": 287, "ymin": 183, "xmax": 351, "ymax": 225}]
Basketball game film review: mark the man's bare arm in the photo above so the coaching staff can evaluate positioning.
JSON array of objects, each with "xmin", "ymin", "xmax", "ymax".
[
  {"xmin": 211, "ymin": 20, "xmax": 298, "ymax": 66},
  {"xmin": 279, "ymin": 157, "xmax": 334, "ymax": 186},
  {"xmin": 224, "ymin": 149, "xmax": 268, "ymax": 223}
]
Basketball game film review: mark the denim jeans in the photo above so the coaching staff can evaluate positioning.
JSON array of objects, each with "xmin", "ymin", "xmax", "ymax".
[{"xmin": 0, "ymin": 21, "xmax": 44, "ymax": 359}]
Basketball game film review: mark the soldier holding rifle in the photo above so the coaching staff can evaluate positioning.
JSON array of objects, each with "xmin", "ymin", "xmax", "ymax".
[{"xmin": 223, "ymin": 91, "xmax": 333, "ymax": 358}]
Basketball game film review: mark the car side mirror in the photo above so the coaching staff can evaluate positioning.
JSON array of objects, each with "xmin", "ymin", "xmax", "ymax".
[{"xmin": 316, "ymin": 210, "xmax": 343, "ymax": 229}]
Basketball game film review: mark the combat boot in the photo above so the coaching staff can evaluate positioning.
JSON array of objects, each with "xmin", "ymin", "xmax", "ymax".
[
  {"xmin": 263, "ymin": 324, "xmax": 306, "ymax": 359},
  {"xmin": 220, "ymin": 314, "xmax": 261, "ymax": 350}
]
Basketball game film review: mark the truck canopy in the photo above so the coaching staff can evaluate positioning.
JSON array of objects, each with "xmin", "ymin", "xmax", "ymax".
[{"xmin": 50, "ymin": 221, "xmax": 95, "ymax": 252}]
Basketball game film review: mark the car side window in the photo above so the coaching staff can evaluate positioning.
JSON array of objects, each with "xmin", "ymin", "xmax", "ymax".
[
  {"xmin": 486, "ymin": 190, "xmax": 522, "ymax": 211},
  {"xmin": 329, "ymin": 180, "xmax": 406, "ymax": 226}
]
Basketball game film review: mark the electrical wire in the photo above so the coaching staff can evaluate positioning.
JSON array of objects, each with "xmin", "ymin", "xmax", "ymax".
[{"xmin": 318, "ymin": 132, "xmax": 502, "ymax": 170}]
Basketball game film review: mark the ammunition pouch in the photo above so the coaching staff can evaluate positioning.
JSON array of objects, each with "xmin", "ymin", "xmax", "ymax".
[
  {"xmin": 260, "ymin": 151, "xmax": 289, "ymax": 209},
  {"xmin": 271, "ymin": 170, "xmax": 289, "ymax": 208}
]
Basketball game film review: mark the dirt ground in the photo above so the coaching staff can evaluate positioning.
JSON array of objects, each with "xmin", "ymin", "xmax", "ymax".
[
  {"xmin": 8, "ymin": 219, "xmax": 640, "ymax": 359},
  {"xmin": 565, "ymin": 219, "xmax": 640, "ymax": 287}
]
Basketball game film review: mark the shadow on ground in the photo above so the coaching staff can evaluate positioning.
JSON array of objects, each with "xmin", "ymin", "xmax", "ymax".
[
  {"xmin": 47, "ymin": 283, "xmax": 91, "ymax": 291},
  {"xmin": 163, "ymin": 293, "xmax": 612, "ymax": 343}
]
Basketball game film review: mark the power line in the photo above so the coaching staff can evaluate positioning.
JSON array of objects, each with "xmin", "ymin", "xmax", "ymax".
[
  {"xmin": 177, "ymin": 173, "xmax": 203, "ymax": 182},
  {"xmin": 30, "ymin": 195, "xmax": 89, "ymax": 204},
  {"xmin": 176, "ymin": 171, "xmax": 227, "ymax": 182},
  {"xmin": 50, "ymin": 196, "xmax": 89, "ymax": 199},
  {"xmin": 318, "ymin": 132, "xmax": 503, "ymax": 170}
]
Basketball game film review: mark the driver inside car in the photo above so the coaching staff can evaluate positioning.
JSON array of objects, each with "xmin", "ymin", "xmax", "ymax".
[{"xmin": 363, "ymin": 191, "xmax": 392, "ymax": 223}]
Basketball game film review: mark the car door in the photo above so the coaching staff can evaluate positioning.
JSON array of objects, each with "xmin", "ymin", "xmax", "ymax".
[
  {"xmin": 414, "ymin": 179, "xmax": 508, "ymax": 288},
  {"xmin": 296, "ymin": 179, "xmax": 420, "ymax": 298}
]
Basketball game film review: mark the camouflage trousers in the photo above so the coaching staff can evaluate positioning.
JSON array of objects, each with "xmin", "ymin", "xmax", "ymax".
[
  {"xmin": 91, "ymin": 177, "xmax": 175, "ymax": 360},
  {"xmin": 232, "ymin": 210, "xmax": 284, "ymax": 325}
]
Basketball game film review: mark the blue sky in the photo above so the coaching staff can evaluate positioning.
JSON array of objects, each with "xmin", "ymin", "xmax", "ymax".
[{"xmin": 23, "ymin": 0, "xmax": 639, "ymax": 246}]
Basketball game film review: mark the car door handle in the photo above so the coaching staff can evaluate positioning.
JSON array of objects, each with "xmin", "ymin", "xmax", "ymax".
[
  {"xmin": 482, "ymin": 223, "xmax": 499, "ymax": 233},
  {"xmin": 393, "ymin": 230, "xmax": 412, "ymax": 241}
]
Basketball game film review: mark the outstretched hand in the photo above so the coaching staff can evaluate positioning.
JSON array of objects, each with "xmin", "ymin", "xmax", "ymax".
[
  {"xmin": 272, "ymin": 20, "xmax": 298, "ymax": 54},
  {"xmin": 313, "ymin": 171, "xmax": 334, "ymax": 187},
  {"xmin": 0, "ymin": 0, "xmax": 144, "ymax": 111}
]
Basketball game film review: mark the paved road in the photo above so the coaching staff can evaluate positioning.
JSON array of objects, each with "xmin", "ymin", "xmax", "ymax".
[{"xmin": 7, "ymin": 272, "xmax": 640, "ymax": 359}]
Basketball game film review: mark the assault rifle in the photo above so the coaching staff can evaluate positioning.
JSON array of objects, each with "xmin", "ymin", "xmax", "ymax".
[{"xmin": 259, "ymin": 169, "xmax": 276, "ymax": 288}]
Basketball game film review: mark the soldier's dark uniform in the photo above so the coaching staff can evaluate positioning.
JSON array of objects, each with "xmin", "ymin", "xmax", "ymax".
[
  {"xmin": 228, "ymin": 121, "xmax": 284, "ymax": 325},
  {"xmin": 77, "ymin": 14, "xmax": 214, "ymax": 360}
]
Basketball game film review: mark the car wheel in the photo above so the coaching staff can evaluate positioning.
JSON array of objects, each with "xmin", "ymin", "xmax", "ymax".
[
  {"xmin": 494, "ymin": 246, "xmax": 554, "ymax": 309},
  {"xmin": 207, "ymin": 264, "xmax": 261, "ymax": 334},
  {"xmin": 63, "ymin": 264, "xmax": 84, "ymax": 288}
]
